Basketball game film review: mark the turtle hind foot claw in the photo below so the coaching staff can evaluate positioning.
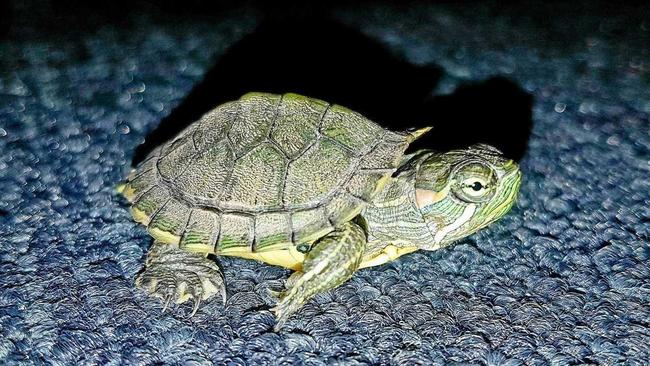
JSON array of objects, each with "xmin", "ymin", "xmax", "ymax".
[{"xmin": 136, "ymin": 244, "xmax": 226, "ymax": 316}]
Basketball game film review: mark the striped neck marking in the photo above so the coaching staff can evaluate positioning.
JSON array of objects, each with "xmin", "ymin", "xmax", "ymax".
[{"xmin": 432, "ymin": 203, "xmax": 476, "ymax": 244}]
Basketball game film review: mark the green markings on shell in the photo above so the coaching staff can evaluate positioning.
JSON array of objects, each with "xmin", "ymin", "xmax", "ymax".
[
  {"xmin": 173, "ymin": 140, "xmax": 234, "ymax": 198},
  {"xmin": 121, "ymin": 148, "xmax": 161, "ymax": 202},
  {"xmin": 271, "ymin": 93, "xmax": 328, "ymax": 158},
  {"xmin": 284, "ymin": 138, "xmax": 353, "ymax": 205},
  {"xmin": 193, "ymin": 101, "xmax": 237, "ymax": 151},
  {"xmin": 254, "ymin": 212, "xmax": 292, "ymax": 251},
  {"xmin": 221, "ymin": 143, "xmax": 286, "ymax": 209},
  {"xmin": 228, "ymin": 93, "xmax": 281, "ymax": 157},
  {"xmin": 321, "ymin": 104, "xmax": 384, "ymax": 152},
  {"xmin": 132, "ymin": 185, "xmax": 171, "ymax": 224},
  {"xmin": 124, "ymin": 166, "xmax": 157, "ymax": 200},
  {"xmin": 180, "ymin": 209, "xmax": 219, "ymax": 252},
  {"xmin": 291, "ymin": 207, "xmax": 333, "ymax": 244},
  {"xmin": 148, "ymin": 198, "xmax": 191, "ymax": 244},
  {"xmin": 217, "ymin": 214, "xmax": 254, "ymax": 252},
  {"xmin": 157, "ymin": 135, "xmax": 196, "ymax": 180}
]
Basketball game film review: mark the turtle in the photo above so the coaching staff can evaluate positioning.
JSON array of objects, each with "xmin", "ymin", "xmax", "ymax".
[{"xmin": 117, "ymin": 92, "xmax": 522, "ymax": 330}]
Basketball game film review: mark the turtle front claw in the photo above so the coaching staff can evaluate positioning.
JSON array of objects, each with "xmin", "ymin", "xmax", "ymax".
[
  {"xmin": 270, "ymin": 222, "xmax": 366, "ymax": 331},
  {"xmin": 136, "ymin": 243, "xmax": 226, "ymax": 316}
]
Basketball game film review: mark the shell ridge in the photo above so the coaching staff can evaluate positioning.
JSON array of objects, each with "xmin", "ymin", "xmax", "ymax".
[
  {"xmin": 155, "ymin": 138, "xmax": 199, "ymax": 189},
  {"xmin": 155, "ymin": 136, "xmax": 190, "ymax": 174},
  {"xmin": 266, "ymin": 94, "xmax": 285, "ymax": 140},
  {"xmin": 131, "ymin": 166, "xmax": 154, "ymax": 182},
  {"xmin": 249, "ymin": 213, "xmax": 257, "ymax": 252},
  {"xmin": 279, "ymin": 98, "xmax": 332, "ymax": 208},
  {"xmin": 323, "ymin": 129, "xmax": 387, "ymax": 201},
  {"xmin": 286, "ymin": 211, "xmax": 296, "ymax": 245},
  {"xmin": 226, "ymin": 98, "xmax": 286, "ymax": 163},
  {"xmin": 200, "ymin": 209, "xmax": 221, "ymax": 253},
  {"xmin": 278, "ymin": 153, "xmax": 291, "ymax": 208},
  {"xmin": 213, "ymin": 134, "xmax": 238, "ymax": 204},
  {"xmin": 316, "ymin": 103, "xmax": 332, "ymax": 132},
  {"xmin": 125, "ymin": 166, "xmax": 159, "ymax": 202},
  {"xmin": 280, "ymin": 136, "xmax": 319, "ymax": 207},
  {"xmin": 156, "ymin": 140, "xmax": 177, "ymax": 163},
  {"xmin": 177, "ymin": 207, "xmax": 195, "ymax": 246},
  {"xmin": 267, "ymin": 135, "xmax": 291, "ymax": 160},
  {"xmin": 130, "ymin": 183, "xmax": 157, "ymax": 204},
  {"xmin": 320, "ymin": 135, "xmax": 356, "ymax": 155},
  {"xmin": 147, "ymin": 195, "xmax": 173, "ymax": 227},
  {"xmin": 359, "ymin": 167, "xmax": 396, "ymax": 174},
  {"xmin": 211, "ymin": 211, "xmax": 223, "ymax": 253},
  {"xmin": 191, "ymin": 131, "xmax": 199, "ymax": 151}
]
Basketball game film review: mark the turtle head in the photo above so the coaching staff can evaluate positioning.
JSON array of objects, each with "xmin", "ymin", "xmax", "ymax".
[{"xmin": 413, "ymin": 144, "xmax": 522, "ymax": 249}]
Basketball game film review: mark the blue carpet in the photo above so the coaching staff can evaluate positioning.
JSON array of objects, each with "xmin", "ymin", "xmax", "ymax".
[{"xmin": 1, "ymin": 2, "xmax": 648, "ymax": 365}]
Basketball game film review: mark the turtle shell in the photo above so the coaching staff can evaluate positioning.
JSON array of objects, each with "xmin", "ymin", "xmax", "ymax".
[{"xmin": 121, "ymin": 92, "xmax": 413, "ymax": 255}]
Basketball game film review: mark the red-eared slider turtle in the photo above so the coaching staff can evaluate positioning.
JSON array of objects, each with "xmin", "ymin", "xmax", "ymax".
[{"xmin": 117, "ymin": 92, "xmax": 522, "ymax": 330}]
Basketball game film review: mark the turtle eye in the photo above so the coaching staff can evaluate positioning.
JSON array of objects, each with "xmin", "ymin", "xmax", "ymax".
[
  {"xmin": 461, "ymin": 178, "xmax": 488, "ymax": 198},
  {"xmin": 452, "ymin": 163, "xmax": 496, "ymax": 203}
]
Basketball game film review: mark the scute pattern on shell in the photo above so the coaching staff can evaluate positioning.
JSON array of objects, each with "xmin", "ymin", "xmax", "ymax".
[{"xmin": 122, "ymin": 92, "xmax": 411, "ymax": 253}]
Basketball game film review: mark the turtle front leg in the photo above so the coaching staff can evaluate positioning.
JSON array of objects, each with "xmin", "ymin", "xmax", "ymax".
[
  {"xmin": 272, "ymin": 221, "xmax": 366, "ymax": 330},
  {"xmin": 136, "ymin": 242, "xmax": 226, "ymax": 316}
]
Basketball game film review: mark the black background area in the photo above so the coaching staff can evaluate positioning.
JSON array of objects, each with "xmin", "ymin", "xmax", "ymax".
[{"xmin": 132, "ymin": 16, "xmax": 533, "ymax": 165}]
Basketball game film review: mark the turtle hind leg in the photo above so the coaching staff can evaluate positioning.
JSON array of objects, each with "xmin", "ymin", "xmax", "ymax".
[
  {"xmin": 136, "ymin": 242, "xmax": 226, "ymax": 316},
  {"xmin": 272, "ymin": 221, "xmax": 366, "ymax": 331}
]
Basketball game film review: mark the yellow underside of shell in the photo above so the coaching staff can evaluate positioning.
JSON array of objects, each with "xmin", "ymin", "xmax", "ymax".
[
  {"xmin": 124, "ymin": 189, "xmax": 419, "ymax": 272},
  {"xmin": 212, "ymin": 244, "xmax": 419, "ymax": 271},
  {"xmin": 223, "ymin": 247, "xmax": 306, "ymax": 271},
  {"xmin": 358, "ymin": 245, "xmax": 419, "ymax": 269},
  {"xmin": 129, "ymin": 206, "xmax": 306, "ymax": 270}
]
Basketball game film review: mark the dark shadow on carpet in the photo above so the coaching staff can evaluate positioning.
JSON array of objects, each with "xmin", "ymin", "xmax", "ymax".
[{"xmin": 133, "ymin": 16, "xmax": 532, "ymax": 165}]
